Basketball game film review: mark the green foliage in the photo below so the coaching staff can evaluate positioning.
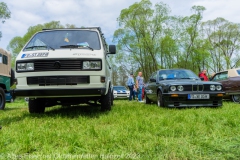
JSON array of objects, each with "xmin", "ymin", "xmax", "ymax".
[
  {"xmin": 0, "ymin": 2, "xmax": 11, "ymax": 40},
  {"xmin": 0, "ymin": 2, "xmax": 10, "ymax": 20},
  {"xmin": 202, "ymin": 18, "xmax": 240, "ymax": 72},
  {"xmin": 1, "ymin": 99, "xmax": 240, "ymax": 159},
  {"xmin": 114, "ymin": 0, "xmax": 171, "ymax": 81}
]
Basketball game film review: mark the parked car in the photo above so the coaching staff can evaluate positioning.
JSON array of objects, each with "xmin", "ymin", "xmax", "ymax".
[
  {"xmin": 5, "ymin": 92, "xmax": 13, "ymax": 103},
  {"xmin": 144, "ymin": 69, "xmax": 224, "ymax": 107},
  {"xmin": 113, "ymin": 86, "xmax": 130, "ymax": 99},
  {"xmin": 210, "ymin": 68, "xmax": 240, "ymax": 103}
]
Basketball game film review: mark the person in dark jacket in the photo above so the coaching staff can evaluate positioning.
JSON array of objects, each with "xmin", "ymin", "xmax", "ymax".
[{"xmin": 127, "ymin": 73, "xmax": 135, "ymax": 101}]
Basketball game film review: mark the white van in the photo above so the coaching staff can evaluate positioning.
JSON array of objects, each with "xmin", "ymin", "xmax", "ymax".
[{"xmin": 13, "ymin": 27, "xmax": 116, "ymax": 113}]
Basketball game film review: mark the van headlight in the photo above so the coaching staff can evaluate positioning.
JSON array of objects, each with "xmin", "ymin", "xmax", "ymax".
[
  {"xmin": 17, "ymin": 62, "xmax": 34, "ymax": 71},
  {"xmin": 82, "ymin": 61, "xmax": 101, "ymax": 70}
]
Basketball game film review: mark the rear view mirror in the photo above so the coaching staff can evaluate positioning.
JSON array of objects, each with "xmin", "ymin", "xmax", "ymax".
[
  {"xmin": 200, "ymin": 77, "xmax": 204, "ymax": 81},
  {"xmin": 150, "ymin": 78, "xmax": 156, "ymax": 82},
  {"xmin": 108, "ymin": 45, "xmax": 116, "ymax": 54}
]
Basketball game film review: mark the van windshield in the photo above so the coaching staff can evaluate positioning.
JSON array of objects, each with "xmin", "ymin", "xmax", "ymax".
[{"xmin": 23, "ymin": 30, "xmax": 101, "ymax": 51}]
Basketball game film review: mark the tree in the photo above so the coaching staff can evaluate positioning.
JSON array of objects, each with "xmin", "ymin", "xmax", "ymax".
[
  {"xmin": 113, "ymin": 0, "xmax": 170, "ymax": 81},
  {"xmin": 174, "ymin": 6, "xmax": 208, "ymax": 73},
  {"xmin": 0, "ymin": 2, "xmax": 11, "ymax": 40},
  {"xmin": 202, "ymin": 18, "xmax": 240, "ymax": 71}
]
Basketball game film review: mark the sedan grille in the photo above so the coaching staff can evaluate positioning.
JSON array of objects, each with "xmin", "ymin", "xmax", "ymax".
[{"xmin": 183, "ymin": 85, "xmax": 211, "ymax": 92}]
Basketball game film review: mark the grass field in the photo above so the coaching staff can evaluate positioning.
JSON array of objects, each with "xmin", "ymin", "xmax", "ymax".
[{"xmin": 1, "ymin": 98, "xmax": 240, "ymax": 160}]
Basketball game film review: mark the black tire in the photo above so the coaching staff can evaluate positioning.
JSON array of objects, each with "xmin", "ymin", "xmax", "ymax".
[
  {"xmin": 101, "ymin": 87, "xmax": 111, "ymax": 111},
  {"xmin": 10, "ymin": 68, "xmax": 15, "ymax": 86},
  {"xmin": 144, "ymin": 93, "xmax": 151, "ymax": 104},
  {"xmin": 157, "ymin": 91, "xmax": 164, "ymax": 107},
  {"xmin": 0, "ymin": 87, "xmax": 6, "ymax": 110},
  {"xmin": 111, "ymin": 90, "xmax": 114, "ymax": 106},
  {"xmin": 29, "ymin": 98, "xmax": 45, "ymax": 113},
  {"xmin": 232, "ymin": 95, "xmax": 240, "ymax": 103}
]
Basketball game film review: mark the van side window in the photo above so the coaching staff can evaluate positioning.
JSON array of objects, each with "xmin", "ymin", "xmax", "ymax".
[
  {"xmin": 3, "ymin": 55, "xmax": 8, "ymax": 65},
  {"xmin": 0, "ymin": 54, "xmax": 2, "ymax": 63}
]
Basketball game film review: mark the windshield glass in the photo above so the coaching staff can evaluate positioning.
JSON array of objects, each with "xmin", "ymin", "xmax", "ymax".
[
  {"xmin": 159, "ymin": 69, "xmax": 199, "ymax": 80},
  {"xmin": 113, "ymin": 86, "xmax": 127, "ymax": 90},
  {"xmin": 23, "ymin": 30, "xmax": 101, "ymax": 51},
  {"xmin": 237, "ymin": 70, "xmax": 240, "ymax": 75}
]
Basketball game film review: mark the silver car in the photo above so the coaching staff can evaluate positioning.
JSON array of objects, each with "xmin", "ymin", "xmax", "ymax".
[{"xmin": 113, "ymin": 86, "xmax": 130, "ymax": 99}]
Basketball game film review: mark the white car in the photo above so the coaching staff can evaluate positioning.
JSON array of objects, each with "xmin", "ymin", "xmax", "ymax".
[{"xmin": 113, "ymin": 86, "xmax": 130, "ymax": 99}]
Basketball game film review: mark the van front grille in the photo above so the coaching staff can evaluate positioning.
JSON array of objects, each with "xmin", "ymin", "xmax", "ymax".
[
  {"xmin": 34, "ymin": 60, "xmax": 82, "ymax": 71},
  {"xmin": 27, "ymin": 76, "xmax": 89, "ymax": 86}
]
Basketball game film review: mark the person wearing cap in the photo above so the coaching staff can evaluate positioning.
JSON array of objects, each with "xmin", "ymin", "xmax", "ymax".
[{"xmin": 127, "ymin": 73, "xmax": 135, "ymax": 101}]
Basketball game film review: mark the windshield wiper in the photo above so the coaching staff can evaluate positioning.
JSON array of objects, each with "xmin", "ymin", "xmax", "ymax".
[
  {"xmin": 25, "ymin": 45, "xmax": 55, "ymax": 51},
  {"xmin": 60, "ymin": 45, "xmax": 94, "ymax": 51}
]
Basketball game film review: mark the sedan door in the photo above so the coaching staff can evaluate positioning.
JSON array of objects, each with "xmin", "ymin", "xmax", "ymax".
[
  {"xmin": 212, "ymin": 71, "xmax": 230, "ymax": 92},
  {"xmin": 146, "ymin": 72, "xmax": 158, "ymax": 101}
]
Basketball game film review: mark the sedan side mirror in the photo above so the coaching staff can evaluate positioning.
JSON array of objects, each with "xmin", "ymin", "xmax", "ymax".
[{"xmin": 150, "ymin": 78, "xmax": 156, "ymax": 82}]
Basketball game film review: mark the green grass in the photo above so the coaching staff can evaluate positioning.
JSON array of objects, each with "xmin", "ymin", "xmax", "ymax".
[{"xmin": 1, "ymin": 99, "xmax": 240, "ymax": 160}]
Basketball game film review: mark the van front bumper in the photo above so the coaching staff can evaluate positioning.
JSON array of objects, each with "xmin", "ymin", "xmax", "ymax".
[{"xmin": 13, "ymin": 88, "xmax": 106, "ymax": 98}]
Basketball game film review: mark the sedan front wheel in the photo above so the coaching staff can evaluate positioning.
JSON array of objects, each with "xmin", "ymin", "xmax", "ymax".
[
  {"xmin": 232, "ymin": 95, "xmax": 240, "ymax": 103},
  {"xmin": 157, "ymin": 91, "xmax": 164, "ymax": 107}
]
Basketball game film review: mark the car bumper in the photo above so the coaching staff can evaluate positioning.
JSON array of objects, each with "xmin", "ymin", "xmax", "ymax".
[
  {"xmin": 12, "ymin": 88, "xmax": 106, "ymax": 98},
  {"xmin": 113, "ymin": 94, "xmax": 130, "ymax": 99},
  {"xmin": 163, "ymin": 92, "xmax": 224, "ymax": 107}
]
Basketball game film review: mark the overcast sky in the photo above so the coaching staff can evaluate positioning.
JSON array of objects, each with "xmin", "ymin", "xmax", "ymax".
[{"xmin": 1, "ymin": 0, "xmax": 240, "ymax": 51}]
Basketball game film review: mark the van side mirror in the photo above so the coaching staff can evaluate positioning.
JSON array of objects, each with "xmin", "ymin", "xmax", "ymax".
[{"xmin": 108, "ymin": 45, "xmax": 116, "ymax": 54}]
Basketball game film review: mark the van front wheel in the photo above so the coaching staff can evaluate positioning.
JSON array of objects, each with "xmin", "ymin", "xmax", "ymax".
[
  {"xmin": 29, "ymin": 98, "xmax": 45, "ymax": 113},
  {"xmin": 101, "ymin": 88, "xmax": 111, "ymax": 111}
]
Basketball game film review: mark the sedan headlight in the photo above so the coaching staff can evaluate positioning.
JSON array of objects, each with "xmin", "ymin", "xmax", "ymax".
[
  {"xmin": 177, "ymin": 85, "xmax": 184, "ymax": 91},
  {"xmin": 216, "ymin": 85, "xmax": 222, "ymax": 91},
  {"xmin": 170, "ymin": 86, "xmax": 176, "ymax": 91},
  {"xmin": 210, "ymin": 85, "xmax": 216, "ymax": 91},
  {"xmin": 83, "ymin": 61, "xmax": 101, "ymax": 69},
  {"xmin": 17, "ymin": 62, "xmax": 34, "ymax": 71}
]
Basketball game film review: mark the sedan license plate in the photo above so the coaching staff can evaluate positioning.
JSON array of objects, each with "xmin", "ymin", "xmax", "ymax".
[{"xmin": 188, "ymin": 94, "xmax": 209, "ymax": 99}]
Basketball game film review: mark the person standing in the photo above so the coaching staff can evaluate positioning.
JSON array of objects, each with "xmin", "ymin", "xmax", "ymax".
[
  {"xmin": 198, "ymin": 69, "xmax": 209, "ymax": 81},
  {"xmin": 136, "ymin": 72, "xmax": 144, "ymax": 102},
  {"xmin": 127, "ymin": 73, "xmax": 135, "ymax": 101},
  {"xmin": 133, "ymin": 85, "xmax": 137, "ymax": 100}
]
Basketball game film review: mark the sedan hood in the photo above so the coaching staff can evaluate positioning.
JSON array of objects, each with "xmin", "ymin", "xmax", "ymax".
[{"xmin": 160, "ymin": 79, "xmax": 221, "ymax": 85}]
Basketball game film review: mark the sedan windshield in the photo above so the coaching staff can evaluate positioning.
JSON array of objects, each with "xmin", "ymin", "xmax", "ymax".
[
  {"xmin": 159, "ymin": 69, "xmax": 200, "ymax": 80},
  {"xmin": 23, "ymin": 30, "xmax": 101, "ymax": 51},
  {"xmin": 113, "ymin": 86, "xmax": 127, "ymax": 90}
]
